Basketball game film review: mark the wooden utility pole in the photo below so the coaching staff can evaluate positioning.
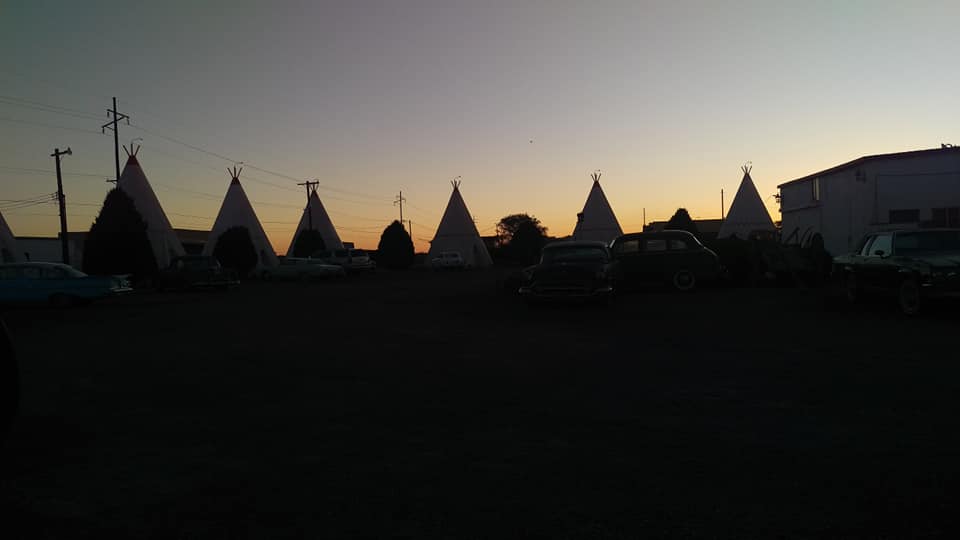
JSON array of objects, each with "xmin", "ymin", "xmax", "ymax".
[
  {"xmin": 394, "ymin": 191, "xmax": 406, "ymax": 224},
  {"xmin": 101, "ymin": 97, "xmax": 130, "ymax": 185},
  {"xmin": 297, "ymin": 180, "xmax": 319, "ymax": 229},
  {"xmin": 50, "ymin": 147, "xmax": 72, "ymax": 265},
  {"xmin": 721, "ymin": 189, "xmax": 725, "ymax": 221}
]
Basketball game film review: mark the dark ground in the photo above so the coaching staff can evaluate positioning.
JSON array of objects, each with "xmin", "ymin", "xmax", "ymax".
[{"xmin": 1, "ymin": 271, "xmax": 959, "ymax": 539}]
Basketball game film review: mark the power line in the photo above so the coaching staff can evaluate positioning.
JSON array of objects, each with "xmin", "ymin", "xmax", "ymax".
[
  {"xmin": 0, "ymin": 116, "xmax": 103, "ymax": 135},
  {"xmin": 0, "ymin": 96, "xmax": 103, "ymax": 121},
  {"xmin": 0, "ymin": 164, "xmax": 111, "ymax": 178}
]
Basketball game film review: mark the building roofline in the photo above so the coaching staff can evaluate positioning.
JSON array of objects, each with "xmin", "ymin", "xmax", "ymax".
[{"xmin": 777, "ymin": 146, "xmax": 960, "ymax": 189}]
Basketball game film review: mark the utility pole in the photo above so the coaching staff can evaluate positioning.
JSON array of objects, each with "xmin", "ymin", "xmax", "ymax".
[
  {"xmin": 721, "ymin": 189, "xmax": 725, "ymax": 221},
  {"xmin": 407, "ymin": 219, "xmax": 412, "ymax": 237},
  {"xmin": 101, "ymin": 97, "xmax": 130, "ymax": 185},
  {"xmin": 394, "ymin": 190, "xmax": 406, "ymax": 224},
  {"xmin": 297, "ymin": 180, "xmax": 319, "ymax": 229},
  {"xmin": 50, "ymin": 147, "xmax": 72, "ymax": 265}
]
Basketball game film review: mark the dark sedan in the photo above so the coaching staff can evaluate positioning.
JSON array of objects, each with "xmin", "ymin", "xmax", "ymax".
[
  {"xmin": 610, "ymin": 230, "xmax": 721, "ymax": 291},
  {"xmin": 519, "ymin": 241, "xmax": 617, "ymax": 303},
  {"xmin": 833, "ymin": 228, "xmax": 960, "ymax": 315}
]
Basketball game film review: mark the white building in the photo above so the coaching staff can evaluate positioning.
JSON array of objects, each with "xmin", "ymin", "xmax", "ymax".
[{"xmin": 778, "ymin": 146, "xmax": 960, "ymax": 255}]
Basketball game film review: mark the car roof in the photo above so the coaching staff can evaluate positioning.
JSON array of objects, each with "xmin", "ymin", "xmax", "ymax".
[
  {"xmin": 616, "ymin": 229, "xmax": 695, "ymax": 240},
  {"xmin": 867, "ymin": 228, "xmax": 960, "ymax": 235},
  {"xmin": 0, "ymin": 261, "xmax": 72, "ymax": 269},
  {"xmin": 543, "ymin": 240, "xmax": 609, "ymax": 249}
]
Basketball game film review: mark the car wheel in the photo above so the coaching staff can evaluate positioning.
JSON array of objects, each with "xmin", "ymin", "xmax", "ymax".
[
  {"xmin": 844, "ymin": 272, "xmax": 859, "ymax": 304},
  {"xmin": 672, "ymin": 270, "xmax": 696, "ymax": 291},
  {"xmin": 898, "ymin": 278, "xmax": 921, "ymax": 316}
]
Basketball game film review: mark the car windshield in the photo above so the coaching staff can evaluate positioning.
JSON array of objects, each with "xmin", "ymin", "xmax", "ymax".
[
  {"xmin": 894, "ymin": 231, "xmax": 960, "ymax": 254},
  {"xmin": 541, "ymin": 246, "xmax": 608, "ymax": 264}
]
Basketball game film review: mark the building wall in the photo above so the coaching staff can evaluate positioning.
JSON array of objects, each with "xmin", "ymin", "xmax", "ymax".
[{"xmin": 780, "ymin": 151, "xmax": 960, "ymax": 255}]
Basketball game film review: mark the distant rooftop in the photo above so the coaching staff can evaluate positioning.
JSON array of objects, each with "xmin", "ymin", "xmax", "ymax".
[{"xmin": 778, "ymin": 145, "xmax": 960, "ymax": 189}]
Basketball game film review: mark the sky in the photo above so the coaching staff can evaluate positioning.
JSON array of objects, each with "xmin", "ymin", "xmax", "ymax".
[{"xmin": 1, "ymin": 0, "xmax": 958, "ymax": 253}]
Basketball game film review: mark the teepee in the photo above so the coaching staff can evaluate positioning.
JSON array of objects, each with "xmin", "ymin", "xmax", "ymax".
[
  {"xmin": 426, "ymin": 180, "xmax": 492, "ymax": 268},
  {"xmin": 287, "ymin": 189, "xmax": 343, "ymax": 255},
  {"xmin": 202, "ymin": 167, "xmax": 279, "ymax": 268},
  {"xmin": 0, "ymin": 210, "xmax": 21, "ymax": 263},
  {"xmin": 572, "ymin": 172, "xmax": 623, "ymax": 242},
  {"xmin": 117, "ymin": 146, "xmax": 185, "ymax": 268},
  {"xmin": 717, "ymin": 165, "xmax": 776, "ymax": 239}
]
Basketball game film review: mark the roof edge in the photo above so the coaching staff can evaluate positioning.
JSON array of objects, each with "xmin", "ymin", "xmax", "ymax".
[{"xmin": 777, "ymin": 146, "xmax": 960, "ymax": 189}]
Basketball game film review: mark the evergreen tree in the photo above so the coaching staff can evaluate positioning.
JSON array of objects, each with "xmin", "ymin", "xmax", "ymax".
[
  {"xmin": 291, "ymin": 229, "xmax": 326, "ymax": 258},
  {"xmin": 665, "ymin": 208, "xmax": 700, "ymax": 239},
  {"xmin": 82, "ymin": 188, "xmax": 157, "ymax": 280},
  {"xmin": 212, "ymin": 226, "xmax": 258, "ymax": 276},
  {"xmin": 377, "ymin": 220, "xmax": 414, "ymax": 269}
]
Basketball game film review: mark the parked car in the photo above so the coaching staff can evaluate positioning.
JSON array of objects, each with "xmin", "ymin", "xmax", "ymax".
[
  {"xmin": 610, "ymin": 230, "xmax": 721, "ymax": 291},
  {"xmin": 262, "ymin": 257, "xmax": 346, "ymax": 281},
  {"xmin": 519, "ymin": 241, "xmax": 618, "ymax": 302},
  {"xmin": 1, "ymin": 319, "xmax": 17, "ymax": 444},
  {"xmin": 156, "ymin": 255, "xmax": 239, "ymax": 291},
  {"xmin": 314, "ymin": 248, "xmax": 376, "ymax": 272},
  {"xmin": 832, "ymin": 228, "xmax": 960, "ymax": 315},
  {"xmin": 431, "ymin": 251, "xmax": 467, "ymax": 270},
  {"xmin": 0, "ymin": 262, "xmax": 132, "ymax": 306}
]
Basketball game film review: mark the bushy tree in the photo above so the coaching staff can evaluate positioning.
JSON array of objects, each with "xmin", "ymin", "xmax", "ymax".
[
  {"xmin": 212, "ymin": 226, "xmax": 258, "ymax": 276},
  {"xmin": 377, "ymin": 220, "xmax": 414, "ymax": 269},
  {"xmin": 665, "ymin": 208, "xmax": 700, "ymax": 239},
  {"xmin": 291, "ymin": 229, "xmax": 326, "ymax": 258},
  {"xmin": 496, "ymin": 213, "xmax": 547, "ymax": 246},
  {"xmin": 496, "ymin": 213, "xmax": 548, "ymax": 264},
  {"xmin": 82, "ymin": 188, "xmax": 157, "ymax": 280}
]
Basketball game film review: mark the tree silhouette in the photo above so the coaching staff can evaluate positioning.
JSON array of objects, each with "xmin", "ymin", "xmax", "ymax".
[
  {"xmin": 496, "ymin": 213, "xmax": 546, "ymax": 246},
  {"xmin": 496, "ymin": 213, "xmax": 548, "ymax": 264},
  {"xmin": 377, "ymin": 220, "xmax": 414, "ymax": 269},
  {"xmin": 82, "ymin": 188, "xmax": 157, "ymax": 280},
  {"xmin": 291, "ymin": 229, "xmax": 326, "ymax": 258},
  {"xmin": 665, "ymin": 208, "xmax": 700, "ymax": 239},
  {"xmin": 212, "ymin": 226, "xmax": 258, "ymax": 276}
]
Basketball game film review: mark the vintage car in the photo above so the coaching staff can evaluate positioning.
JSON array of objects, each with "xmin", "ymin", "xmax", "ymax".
[
  {"xmin": 314, "ymin": 248, "xmax": 377, "ymax": 272},
  {"xmin": 262, "ymin": 257, "xmax": 346, "ymax": 281},
  {"xmin": 610, "ymin": 230, "xmax": 721, "ymax": 291},
  {"xmin": 431, "ymin": 251, "xmax": 467, "ymax": 270},
  {"xmin": 518, "ymin": 241, "xmax": 617, "ymax": 302},
  {"xmin": 156, "ymin": 255, "xmax": 239, "ymax": 291},
  {"xmin": 832, "ymin": 228, "xmax": 960, "ymax": 315},
  {"xmin": 0, "ymin": 262, "xmax": 132, "ymax": 306}
]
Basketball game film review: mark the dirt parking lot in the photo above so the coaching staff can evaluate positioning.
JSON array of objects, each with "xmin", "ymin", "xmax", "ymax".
[{"xmin": 2, "ymin": 271, "xmax": 959, "ymax": 538}]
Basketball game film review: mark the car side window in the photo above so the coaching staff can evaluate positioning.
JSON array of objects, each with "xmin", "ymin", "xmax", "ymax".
[
  {"xmin": 858, "ymin": 236, "xmax": 875, "ymax": 257},
  {"xmin": 868, "ymin": 234, "xmax": 892, "ymax": 257},
  {"xmin": 41, "ymin": 266, "xmax": 67, "ymax": 279},
  {"xmin": 669, "ymin": 238, "xmax": 689, "ymax": 250},
  {"xmin": 644, "ymin": 239, "xmax": 667, "ymax": 252},
  {"xmin": 22, "ymin": 266, "xmax": 42, "ymax": 279},
  {"xmin": 617, "ymin": 240, "xmax": 640, "ymax": 254}
]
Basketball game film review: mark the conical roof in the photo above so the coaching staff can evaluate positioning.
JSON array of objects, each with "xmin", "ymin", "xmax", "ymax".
[
  {"xmin": 287, "ymin": 190, "xmax": 343, "ymax": 255},
  {"xmin": 717, "ymin": 167, "xmax": 775, "ymax": 239},
  {"xmin": 202, "ymin": 169, "xmax": 279, "ymax": 268},
  {"xmin": 0, "ymin": 210, "xmax": 21, "ymax": 263},
  {"xmin": 572, "ymin": 175, "xmax": 623, "ymax": 242},
  {"xmin": 426, "ymin": 181, "xmax": 492, "ymax": 268},
  {"xmin": 117, "ymin": 149, "xmax": 185, "ymax": 268}
]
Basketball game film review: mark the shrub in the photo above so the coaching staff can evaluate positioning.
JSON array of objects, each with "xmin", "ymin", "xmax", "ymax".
[
  {"xmin": 82, "ymin": 188, "xmax": 157, "ymax": 281},
  {"xmin": 377, "ymin": 220, "xmax": 414, "ymax": 269},
  {"xmin": 291, "ymin": 229, "xmax": 326, "ymax": 258},
  {"xmin": 212, "ymin": 226, "xmax": 258, "ymax": 276}
]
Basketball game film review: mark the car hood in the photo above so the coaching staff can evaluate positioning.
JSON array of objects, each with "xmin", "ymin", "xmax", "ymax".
[
  {"xmin": 898, "ymin": 253, "xmax": 960, "ymax": 269},
  {"xmin": 532, "ymin": 261, "xmax": 606, "ymax": 280}
]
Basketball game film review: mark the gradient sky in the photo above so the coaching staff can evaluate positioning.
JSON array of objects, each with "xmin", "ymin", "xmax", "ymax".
[{"xmin": 2, "ymin": 0, "xmax": 958, "ymax": 253}]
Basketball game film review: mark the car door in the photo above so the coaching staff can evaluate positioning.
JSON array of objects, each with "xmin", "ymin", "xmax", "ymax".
[
  {"xmin": 611, "ymin": 238, "xmax": 642, "ymax": 284},
  {"xmin": 641, "ymin": 236, "xmax": 670, "ymax": 281},
  {"xmin": 858, "ymin": 232, "xmax": 894, "ymax": 291}
]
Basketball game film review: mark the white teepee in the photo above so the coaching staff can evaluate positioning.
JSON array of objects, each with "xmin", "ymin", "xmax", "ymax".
[
  {"xmin": 426, "ymin": 180, "xmax": 492, "ymax": 268},
  {"xmin": 287, "ymin": 189, "xmax": 343, "ymax": 255},
  {"xmin": 202, "ymin": 167, "xmax": 279, "ymax": 268},
  {"xmin": 117, "ymin": 147, "xmax": 185, "ymax": 268},
  {"xmin": 717, "ymin": 165, "xmax": 776, "ymax": 239},
  {"xmin": 572, "ymin": 172, "xmax": 623, "ymax": 242},
  {"xmin": 0, "ymin": 210, "xmax": 21, "ymax": 263}
]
